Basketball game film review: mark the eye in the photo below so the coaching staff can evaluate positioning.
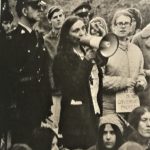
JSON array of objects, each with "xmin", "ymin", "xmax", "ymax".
[
  {"xmin": 110, "ymin": 131, "xmax": 115, "ymax": 135},
  {"xmin": 59, "ymin": 14, "xmax": 63, "ymax": 17},
  {"xmin": 72, "ymin": 28, "xmax": 80, "ymax": 33},
  {"xmin": 141, "ymin": 118, "xmax": 147, "ymax": 122}
]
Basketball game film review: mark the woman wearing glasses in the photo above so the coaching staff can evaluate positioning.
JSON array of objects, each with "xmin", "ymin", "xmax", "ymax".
[{"xmin": 102, "ymin": 10, "xmax": 147, "ymax": 116}]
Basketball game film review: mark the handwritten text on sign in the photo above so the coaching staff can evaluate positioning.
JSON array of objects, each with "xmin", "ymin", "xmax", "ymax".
[{"xmin": 116, "ymin": 88, "xmax": 140, "ymax": 113}]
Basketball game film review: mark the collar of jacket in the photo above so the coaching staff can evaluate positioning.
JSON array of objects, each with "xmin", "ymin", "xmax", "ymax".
[{"xmin": 48, "ymin": 29, "xmax": 60, "ymax": 38}]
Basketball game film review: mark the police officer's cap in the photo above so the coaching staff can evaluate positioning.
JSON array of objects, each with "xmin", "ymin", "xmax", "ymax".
[
  {"xmin": 17, "ymin": 0, "xmax": 45, "ymax": 9},
  {"xmin": 72, "ymin": 2, "xmax": 91, "ymax": 16}
]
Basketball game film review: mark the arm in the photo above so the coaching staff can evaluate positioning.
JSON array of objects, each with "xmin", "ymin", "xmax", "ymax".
[
  {"xmin": 103, "ymin": 75, "xmax": 133, "ymax": 92},
  {"xmin": 136, "ymin": 50, "xmax": 147, "ymax": 91}
]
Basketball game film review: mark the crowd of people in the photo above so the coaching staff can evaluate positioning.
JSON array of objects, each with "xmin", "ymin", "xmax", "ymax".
[{"xmin": 1, "ymin": 0, "xmax": 150, "ymax": 149}]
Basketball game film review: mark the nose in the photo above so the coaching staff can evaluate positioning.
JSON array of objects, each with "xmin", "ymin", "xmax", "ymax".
[
  {"xmin": 79, "ymin": 29, "xmax": 85, "ymax": 37},
  {"xmin": 106, "ymin": 133, "xmax": 111, "ymax": 140}
]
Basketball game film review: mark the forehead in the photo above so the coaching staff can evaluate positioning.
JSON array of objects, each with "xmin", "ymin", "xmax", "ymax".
[
  {"xmin": 104, "ymin": 124, "xmax": 114, "ymax": 131},
  {"xmin": 116, "ymin": 15, "xmax": 131, "ymax": 22},
  {"xmin": 52, "ymin": 10, "xmax": 64, "ymax": 18},
  {"xmin": 70, "ymin": 20, "xmax": 84, "ymax": 30},
  {"xmin": 141, "ymin": 112, "xmax": 150, "ymax": 119}
]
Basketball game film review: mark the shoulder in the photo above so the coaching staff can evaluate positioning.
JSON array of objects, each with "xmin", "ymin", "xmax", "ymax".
[
  {"xmin": 119, "ymin": 141, "xmax": 144, "ymax": 150},
  {"xmin": 10, "ymin": 24, "xmax": 30, "ymax": 41},
  {"xmin": 128, "ymin": 42, "xmax": 142, "ymax": 54}
]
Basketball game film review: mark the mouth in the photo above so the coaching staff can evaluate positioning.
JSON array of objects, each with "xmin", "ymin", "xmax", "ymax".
[
  {"xmin": 105, "ymin": 142, "xmax": 113, "ymax": 145},
  {"xmin": 120, "ymin": 30, "xmax": 126, "ymax": 33},
  {"xmin": 146, "ymin": 130, "xmax": 150, "ymax": 133}
]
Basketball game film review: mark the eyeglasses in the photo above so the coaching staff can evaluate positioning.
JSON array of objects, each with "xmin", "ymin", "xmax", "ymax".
[{"xmin": 116, "ymin": 22, "xmax": 131, "ymax": 27}]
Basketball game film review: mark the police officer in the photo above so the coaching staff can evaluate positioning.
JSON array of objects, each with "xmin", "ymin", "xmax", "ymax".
[
  {"xmin": 9, "ymin": 0, "xmax": 52, "ymax": 144},
  {"xmin": 72, "ymin": 2, "xmax": 93, "ymax": 28}
]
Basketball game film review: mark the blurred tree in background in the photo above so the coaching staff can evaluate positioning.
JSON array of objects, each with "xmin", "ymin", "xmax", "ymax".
[{"xmin": 8, "ymin": 0, "xmax": 150, "ymax": 30}]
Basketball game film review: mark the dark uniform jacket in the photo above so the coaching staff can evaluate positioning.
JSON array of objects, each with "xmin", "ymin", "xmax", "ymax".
[{"xmin": 9, "ymin": 24, "xmax": 52, "ymax": 143}]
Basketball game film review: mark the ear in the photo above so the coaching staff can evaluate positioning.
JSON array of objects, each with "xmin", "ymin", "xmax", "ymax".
[{"xmin": 22, "ymin": 7, "xmax": 28, "ymax": 17}]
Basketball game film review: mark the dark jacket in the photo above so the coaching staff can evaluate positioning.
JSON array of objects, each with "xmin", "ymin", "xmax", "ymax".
[
  {"xmin": 53, "ymin": 51, "xmax": 98, "ymax": 149},
  {"xmin": 8, "ymin": 24, "xmax": 52, "ymax": 143}
]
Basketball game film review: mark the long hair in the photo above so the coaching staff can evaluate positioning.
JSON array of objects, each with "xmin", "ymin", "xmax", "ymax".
[
  {"xmin": 57, "ymin": 15, "xmax": 82, "ymax": 53},
  {"xmin": 30, "ymin": 127, "xmax": 58, "ymax": 150},
  {"xmin": 128, "ymin": 106, "xmax": 150, "ymax": 130},
  {"xmin": 96, "ymin": 124, "xmax": 123, "ymax": 150}
]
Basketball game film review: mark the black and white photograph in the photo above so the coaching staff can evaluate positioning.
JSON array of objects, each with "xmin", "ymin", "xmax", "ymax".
[{"xmin": 1, "ymin": 0, "xmax": 150, "ymax": 149}]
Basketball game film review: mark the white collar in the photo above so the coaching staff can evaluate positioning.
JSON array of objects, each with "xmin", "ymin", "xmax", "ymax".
[
  {"xmin": 73, "ymin": 48, "xmax": 84, "ymax": 60},
  {"xmin": 18, "ymin": 22, "xmax": 32, "ymax": 33}
]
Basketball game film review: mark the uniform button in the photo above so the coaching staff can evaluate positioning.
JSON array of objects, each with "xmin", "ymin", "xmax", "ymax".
[
  {"xmin": 19, "ymin": 68, "xmax": 23, "ymax": 72},
  {"xmin": 37, "ymin": 56, "xmax": 40, "ymax": 59},
  {"xmin": 38, "ymin": 79, "xmax": 41, "ymax": 82},
  {"xmin": 37, "ymin": 70, "xmax": 39, "ymax": 74},
  {"xmin": 21, "ymin": 90, "xmax": 25, "ymax": 94},
  {"xmin": 27, "ymin": 50, "xmax": 31, "ymax": 53},
  {"xmin": 43, "ymin": 47, "xmax": 46, "ymax": 51}
]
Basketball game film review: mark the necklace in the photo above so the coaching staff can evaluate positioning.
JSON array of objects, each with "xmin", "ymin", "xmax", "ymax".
[{"xmin": 119, "ymin": 40, "xmax": 128, "ymax": 51}]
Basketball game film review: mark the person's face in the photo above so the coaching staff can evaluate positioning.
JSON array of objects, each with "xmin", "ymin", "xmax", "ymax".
[
  {"xmin": 50, "ymin": 10, "xmax": 65, "ymax": 30},
  {"xmin": 69, "ymin": 20, "xmax": 86, "ymax": 45},
  {"xmin": 138, "ymin": 112, "xmax": 150, "ymax": 138},
  {"xmin": 113, "ymin": 15, "xmax": 131, "ymax": 38},
  {"xmin": 2, "ymin": 21, "xmax": 12, "ymax": 34},
  {"xmin": 51, "ymin": 136, "xmax": 59, "ymax": 150},
  {"xmin": 103, "ymin": 124, "xmax": 116, "ymax": 149},
  {"xmin": 26, "ymin": 5, "xmax": 41, "ymax": 24}
]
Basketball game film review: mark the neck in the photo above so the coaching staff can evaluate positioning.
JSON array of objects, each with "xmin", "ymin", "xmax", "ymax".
[
  {"xmin": 19, "ymin": 16, "xmax": 33, "ymax": 29},
  {"xmin": 52, "ymin": 27, "xmax": 60, "ymax": 34},
  {"xmin": 118, "ymin": 36, "xmax": 127, "ymax": 41}
]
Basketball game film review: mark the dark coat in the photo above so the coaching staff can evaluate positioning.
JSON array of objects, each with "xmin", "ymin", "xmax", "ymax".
[
  {"xmin": 8, "ymin": 24, "xmax": 52, "ymax": 143},
  {"xmin": 53, "ymin": 51, "xmax": 98, "ymax": 149}
]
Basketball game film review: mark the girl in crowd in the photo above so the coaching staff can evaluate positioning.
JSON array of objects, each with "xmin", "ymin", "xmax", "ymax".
[
  {"xmin": 30, "ymin": 127, "xmax": 58, "ymax": 150},
  {"xmin": 102, "ymin": 10, "xmax": 147, "ymax": 115},
  {"xmin": 120, "ymin": 106, "xmax": 150, "ymax": 150},
  {"xmin": 53, "ymin": 15, "xmax": 107, "ymax": 149},
  {"xmin": 96, "ymin": 114, "xmax": 124, "ymax": 150}
]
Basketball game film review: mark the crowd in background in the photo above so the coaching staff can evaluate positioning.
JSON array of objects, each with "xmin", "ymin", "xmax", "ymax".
[{"xmin": 1, "ymin": 0, "xmax": 150, "ymax": 150}]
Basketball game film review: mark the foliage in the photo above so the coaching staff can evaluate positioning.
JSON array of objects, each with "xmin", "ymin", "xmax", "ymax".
[{"xmin": 8, "ymin": 0, "xmax": 150, "ymax": 29}]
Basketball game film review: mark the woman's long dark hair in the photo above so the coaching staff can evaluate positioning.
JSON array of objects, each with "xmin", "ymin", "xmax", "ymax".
[
  {"xmin": 96, "ymin": 123, "xmax": 123, "ymax": 150},
  {"xmin": 128, "ymin": 106, "xmax": 150, "ymax": 130},
  {"xmin": 57, "ymin": 15, "xmax": 82, "ymax": 53}
]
